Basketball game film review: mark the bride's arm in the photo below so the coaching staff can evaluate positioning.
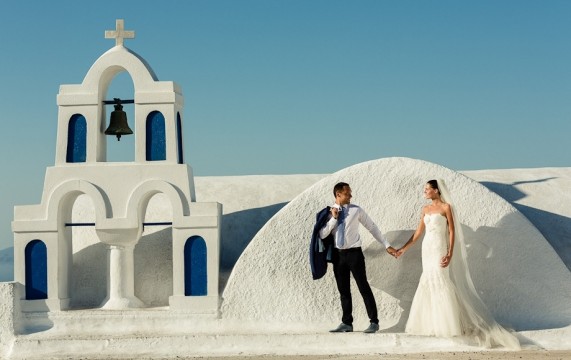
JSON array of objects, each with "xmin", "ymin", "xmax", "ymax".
[
  {"xmin": 441, "ymin": 204, "xmax": 455, "ymax": 267},
  {"xmin": 396, "ymin": 210, "xmax": 426, "ymax": 257}
]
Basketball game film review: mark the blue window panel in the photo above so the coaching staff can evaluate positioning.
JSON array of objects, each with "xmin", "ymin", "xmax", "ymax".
[
  {"xmin": 184, "ymin": 236, "xmax": 207, "ymax": 296},
  {"xmin": 146, "ymin": 111, "xmax": 166, "ymax": 161},
  {"xmin": 176, "ymin": 113, "xmax": 183, "ymax": 164},
  {"xmin": 25, "ymin": 240, "xmax": 48, "ymax": 300},
  {"xmin": 66, "ymin": 114, "xmax": 87, "ymax": 163}
]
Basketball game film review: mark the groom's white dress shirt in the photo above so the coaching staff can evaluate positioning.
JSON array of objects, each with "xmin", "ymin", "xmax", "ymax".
[{"xmin": 319, "ymin": 204, "xmax": 391, "ymax": 250}]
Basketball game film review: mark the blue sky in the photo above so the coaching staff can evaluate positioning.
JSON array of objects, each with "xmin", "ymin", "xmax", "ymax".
[{"xmin": 1, "ymin": 0, "xmax": 570, "ymax": 252}]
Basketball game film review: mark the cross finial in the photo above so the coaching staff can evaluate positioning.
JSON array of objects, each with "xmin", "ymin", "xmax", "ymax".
[{"xmin": 105, "ymin": 19, "xmax": 135, "ymax": 47}]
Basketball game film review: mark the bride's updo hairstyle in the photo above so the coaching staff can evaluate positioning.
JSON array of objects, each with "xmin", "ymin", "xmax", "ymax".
[{"xmin": 427, "ymin": 179, "xmax": 440, "ymax": 195}]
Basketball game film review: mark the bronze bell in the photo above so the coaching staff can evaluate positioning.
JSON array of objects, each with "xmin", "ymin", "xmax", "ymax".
[{"xmin": 105, "ymin": 103, "xmax": 133, "ymax": 141}]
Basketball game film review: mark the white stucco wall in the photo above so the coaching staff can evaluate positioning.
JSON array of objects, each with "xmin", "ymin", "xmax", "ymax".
[{"xmin": 0, "ymin": 282, "xmax": 21, "ymax": 358}]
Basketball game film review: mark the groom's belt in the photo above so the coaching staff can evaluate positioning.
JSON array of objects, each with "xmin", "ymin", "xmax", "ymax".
[{"xmin": 337, "ymin": 247, "xmax": 362, "ymax": 253}]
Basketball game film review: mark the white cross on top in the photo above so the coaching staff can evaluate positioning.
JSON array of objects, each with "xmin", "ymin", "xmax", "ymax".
[{"xmin": 105, "ymin": 19, "xmax": 135, "ymax": 47}]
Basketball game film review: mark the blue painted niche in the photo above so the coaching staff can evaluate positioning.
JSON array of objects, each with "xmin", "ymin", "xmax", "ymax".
[
  {"xmin": 25, "ymin": 240, "xmax": 48, "ymax": 300},
  {"xmin": 66, "ymin": 114, "xmax": 87, "ymax": 163},
  {"xmin": 184, "ymin": 236, "xmax": 207, "ymax": 296},
  {"xmin": 146, "ymin": 111, "xmax": 166, "ymax": 161},
  {"xmin": 176, "ymin": 112, "xmax": 183, "ymax": 164}
]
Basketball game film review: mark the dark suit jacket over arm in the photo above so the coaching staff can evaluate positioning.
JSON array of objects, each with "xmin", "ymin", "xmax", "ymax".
[{"xmin": 309, "ymin": 206, "xmax": 334, "ymax": 280}]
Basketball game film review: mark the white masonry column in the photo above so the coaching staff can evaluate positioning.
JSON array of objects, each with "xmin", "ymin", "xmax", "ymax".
[
  {"xmin": 100, "ymin": 244, "xmax": 144, "ymax": 309},
  {"xmin": 96, "ymin": 226, "xmax": 145, "ymax": 310}
]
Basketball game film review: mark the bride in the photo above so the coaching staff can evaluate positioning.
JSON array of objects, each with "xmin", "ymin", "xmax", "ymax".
[{"xmin": 396, "ymin": 179, "xmax": 520, "ymax": 349}]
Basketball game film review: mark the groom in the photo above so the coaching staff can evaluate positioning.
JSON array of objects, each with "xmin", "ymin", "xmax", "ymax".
[{"xmin": 319, "ymin": 182, "xmax": 397, "ymax": 333}]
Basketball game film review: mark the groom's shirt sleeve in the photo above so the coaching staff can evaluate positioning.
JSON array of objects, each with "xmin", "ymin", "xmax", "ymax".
[
  {"xmin": 319, "ymin": 214, "xmax": 338, "ymax": 240},
  {"xmin": 358, "ymin": 207, "xmax": 391, "ymax": 248}
]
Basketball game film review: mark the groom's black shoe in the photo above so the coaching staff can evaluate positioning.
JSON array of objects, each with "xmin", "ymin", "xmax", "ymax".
[
  {"xmin": 329, "ymin": 323, "xmax": 353, "ymax": 333},
  {"xmin": 363, "ymin": 322, "xmax": 379, "ymax": 333}
]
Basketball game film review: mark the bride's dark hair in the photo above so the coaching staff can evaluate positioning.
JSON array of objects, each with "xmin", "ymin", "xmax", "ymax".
[{"xmin": 427, "ymin": 179, "xmax": 440, "ymax": 193}]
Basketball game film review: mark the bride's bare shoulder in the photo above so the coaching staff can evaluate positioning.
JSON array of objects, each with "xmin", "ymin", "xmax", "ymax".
[{"xmin": 442, "ymin": 203, "xmax": 453, "ymax": 217}]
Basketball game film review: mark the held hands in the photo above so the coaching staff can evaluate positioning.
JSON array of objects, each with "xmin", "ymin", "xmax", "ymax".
[{"xmin": 386, "ymin": 246, "xmax": 398, "ymax": 258}]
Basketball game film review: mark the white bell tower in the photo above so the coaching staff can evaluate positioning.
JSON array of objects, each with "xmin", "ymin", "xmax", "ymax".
[{"xmin": 12, "ymin": 20, "xmax": 222, "ymax": 313}]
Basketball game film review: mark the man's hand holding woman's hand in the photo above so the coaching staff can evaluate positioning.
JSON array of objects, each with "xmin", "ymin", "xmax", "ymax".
[{"xmin": 386, "ymin": 246, "xmax": 398, "ymax": 258}]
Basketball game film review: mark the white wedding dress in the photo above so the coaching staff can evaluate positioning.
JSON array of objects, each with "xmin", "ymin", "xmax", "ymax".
[
  {"xmin": 405, "ymin": 213, "xmax": 464, "ymax": 337},
  {"xmin": 405, "ymin": 213, "xmax": 520, "ymax": 349}
]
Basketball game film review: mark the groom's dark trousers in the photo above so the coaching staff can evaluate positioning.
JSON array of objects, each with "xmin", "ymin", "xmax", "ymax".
[{"xmin": 333, "ymin": 247, "xmax": 379, "ymax": 326}]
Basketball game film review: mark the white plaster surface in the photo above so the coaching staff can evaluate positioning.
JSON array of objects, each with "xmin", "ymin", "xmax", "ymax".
[
  {"xmin": 0, "ymin": 282, "xmax": 20, "ymax": 359},
  {"xmin": 2, "ymin": 158, "xmax": 571, "ymax": 358}
]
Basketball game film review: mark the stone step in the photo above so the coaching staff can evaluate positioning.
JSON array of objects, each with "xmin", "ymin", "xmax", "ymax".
[
  {"xmin": 19, "ymin": 307, "xmax": 220, "ymax": 336},
  {"xmin": 10, "ymin": 332, "xmax": 474, "ymax": 359},
  {"xmin": 8, "ymin": 308, "xmax": 562, "ymax": 359}
]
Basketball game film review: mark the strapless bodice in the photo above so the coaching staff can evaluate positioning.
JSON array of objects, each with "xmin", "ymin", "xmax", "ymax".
[
  {"xmin": 422, "ymin": 213, "xmax": 449, "ymax": 272},
  {"xmin": 424, "ymin": 213, "xmax": 447, "ymax": 235}
]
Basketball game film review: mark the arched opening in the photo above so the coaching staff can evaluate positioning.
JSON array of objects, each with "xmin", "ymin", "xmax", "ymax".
[
  {"xmin": 105, "ymin": 71, "xmax": 135, "ymax": 162},
  {"xmin": 146, "ymin": 111, "xmax": 166, "ymax": 161},
  {"xmin": 176, "ymin": 112, "xmax": 183, "ymax": 164},
  {"xmin": 66, "ymin": 114, "xmax": 87, "ymax": 163},
  {"xmin": 135, "ymin": 193, "xmax": 173, "ymax": 306},
  {"xmin": 25, "ymin": 240, "xmax": 48, "ymax": 300},
  {"xmin": 68, "ymin": 194, "xmax": 106, "ymax": 309},
  {"xmin": 184, "ymin": 236, "xmax": 207, "ymax": 296}
]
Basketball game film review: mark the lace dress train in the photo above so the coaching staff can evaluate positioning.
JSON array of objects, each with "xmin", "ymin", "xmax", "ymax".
[{"xmin": 405, "ymin": 213, "xmax": 520, "ymax": 349}]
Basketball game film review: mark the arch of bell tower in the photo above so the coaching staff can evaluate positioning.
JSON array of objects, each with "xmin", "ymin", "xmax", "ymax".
[{"xmin": 55, "ymin": 44, "xmax": 183, "ymax": 165}]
